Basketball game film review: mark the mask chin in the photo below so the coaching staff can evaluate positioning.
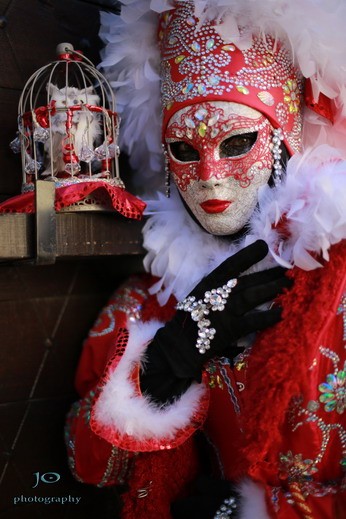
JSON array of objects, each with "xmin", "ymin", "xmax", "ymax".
[{"xmin": 176, "ymin": 190, "xmax": 249, "ymax": 240}]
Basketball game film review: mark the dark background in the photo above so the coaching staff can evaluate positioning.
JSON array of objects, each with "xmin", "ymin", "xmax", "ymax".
[{"xmin": 0, "ymin": 1, "xmax": 143, "ymax": 517}]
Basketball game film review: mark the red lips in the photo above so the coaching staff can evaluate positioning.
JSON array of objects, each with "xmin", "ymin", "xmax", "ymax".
[{"xmin": 200, "ymin": 199, "xmax": 232, "ymax": 214}]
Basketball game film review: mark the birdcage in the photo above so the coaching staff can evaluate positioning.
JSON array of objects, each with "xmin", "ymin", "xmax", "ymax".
[{"xmin": 10, "ymin": 42, "xmax": 125, "ymax": 211}]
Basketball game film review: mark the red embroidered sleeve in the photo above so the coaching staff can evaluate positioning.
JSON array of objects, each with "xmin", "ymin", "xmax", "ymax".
[
  {"xmin": 89, "ymin": 329, "xmax": 210, "ymax": 452},
  {"xmin": 65, "ymin": 275, "xmax": 151, "ymax": 486},
  {"xmin": 67, "ymin": 273, "xmax": 210, "ymax": 485}
]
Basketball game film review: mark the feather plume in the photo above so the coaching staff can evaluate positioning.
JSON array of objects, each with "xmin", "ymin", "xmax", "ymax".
[{"xmin": 99, "ymin": 6, "xmax": 163, "ymax": 192}]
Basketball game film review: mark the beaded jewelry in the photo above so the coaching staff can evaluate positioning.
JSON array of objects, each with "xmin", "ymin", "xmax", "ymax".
[
  {"xmin": 176, "ymin": 278, "xmax": 237, "ymax": 354},
  {"xmin": 271, "ymin": 128, "xmax": 285, "ymax": 186},
  {"xmin": 162, "ymin": 144, "xmax": 171, "ymax": 198},
  {"xmin": 213, "ymin": 495, "xmax": 238, "ymax": 518}
]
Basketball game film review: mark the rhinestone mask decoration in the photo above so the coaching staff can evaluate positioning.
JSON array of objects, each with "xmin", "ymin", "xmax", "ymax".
[
  {"xmin": 165, "ymin": 101, "xmax": 273, "ymax": 235},
  {"xmin": 159, "ymin": 1, "xmax": 303, "ymax": 154}
]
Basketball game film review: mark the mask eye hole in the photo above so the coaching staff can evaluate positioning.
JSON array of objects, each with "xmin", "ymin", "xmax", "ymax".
[
  {"xmin": 169, "ymin": 141, "xmax": 200, "ymax": 162},
  {"xmin": 219, "ymin": 132, "xmax": 258, "ymax": 158}
]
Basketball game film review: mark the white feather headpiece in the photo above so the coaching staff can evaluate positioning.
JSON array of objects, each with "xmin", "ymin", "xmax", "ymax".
[{"xmin": 99, "ymin": 0, "xmax": 346, "ymax": 189}]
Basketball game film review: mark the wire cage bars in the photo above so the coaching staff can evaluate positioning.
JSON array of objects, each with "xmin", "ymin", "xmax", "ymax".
[{"xmin": 10, "ymin": 42, "xmax": 124, "ymax": 210}]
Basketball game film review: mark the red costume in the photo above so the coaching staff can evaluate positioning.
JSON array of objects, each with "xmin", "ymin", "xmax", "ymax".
[
  {"xmin": 66, "ymin": 240, "xmax": 346, "ymax": 517},
  {"xmin": 66, "ymin": 1, "xmax": 346, "ymax": 517}
]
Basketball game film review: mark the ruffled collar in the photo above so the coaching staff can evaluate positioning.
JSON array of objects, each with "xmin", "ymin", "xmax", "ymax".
[{"xmin": 142, "ymin": 146, "xmax": 346, "ymax": 305}]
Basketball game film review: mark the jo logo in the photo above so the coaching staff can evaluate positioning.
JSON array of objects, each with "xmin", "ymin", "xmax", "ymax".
[{"xmin": 32, "ymin": 472, "xmax": 60, "ymax": 488}]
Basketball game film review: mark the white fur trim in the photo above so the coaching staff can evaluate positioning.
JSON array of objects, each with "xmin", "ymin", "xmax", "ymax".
[
  {"xmin": 237, "ymin": 478, "xmax": 270, "ymax": 519},
  {"xmin": 143, "ymin": 187, "xmax": 275, "ymax": 305},
  {"xmin": 143, "ymin": 146, "xmax": 346, "ymax": 304},
  {"xmin": 93, "ymin": 319, "xmax": 207, "ymax": 440}
]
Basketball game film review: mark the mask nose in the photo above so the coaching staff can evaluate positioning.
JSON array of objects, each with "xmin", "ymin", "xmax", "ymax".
[
  {"xmin": 200, "ymin": 177, "xmax": 222, "ymax": 189},
  {"xmin": 197, "ymin": 156, "xmax": 218, "ymax": 182},
  {"xmin": 197, "ymin": 154, "xmax": 225, "ymax": 184}
]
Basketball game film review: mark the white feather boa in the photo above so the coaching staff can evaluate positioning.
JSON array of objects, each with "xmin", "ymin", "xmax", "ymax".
[
  {"xmin": 143, "ymin": 146, "xmax": 346, "ymax": 305},
  {"xmin": 99, "ymin": 0, "xmax": 346, "ymax": 186}
]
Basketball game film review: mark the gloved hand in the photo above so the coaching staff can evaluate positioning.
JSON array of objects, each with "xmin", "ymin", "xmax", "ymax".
[
  {"xmin": 171, "ymin": 475, "xmax": 239, "ymax": 519},
  {"xmin": 140, "ymin": 240, "xmax": 292, "ymax": 403}
]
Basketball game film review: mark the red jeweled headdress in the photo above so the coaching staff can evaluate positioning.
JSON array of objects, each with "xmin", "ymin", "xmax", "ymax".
[{"xmin": 158, "ymin": 1, "xmax": 303, "ymax": 154}]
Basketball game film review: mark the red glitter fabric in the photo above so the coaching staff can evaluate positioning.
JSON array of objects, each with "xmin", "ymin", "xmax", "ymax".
[{"xmin": 0, "ymin": 181, "xmax": 146, "ymax": 220}]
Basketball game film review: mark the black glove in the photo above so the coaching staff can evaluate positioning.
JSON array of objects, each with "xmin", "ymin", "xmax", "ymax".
[
  {"xmin": 140, "ymin": 240, "xmax": 292, "ymax": 403},
  {"xmin": 171, "ymin": 475, "xmax": 239, "ymax": 519}
]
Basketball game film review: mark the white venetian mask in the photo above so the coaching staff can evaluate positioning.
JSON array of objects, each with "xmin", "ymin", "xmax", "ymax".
[{"xmin": 165, "ymin": 101, "xmax": 274, "ymax": 235}]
